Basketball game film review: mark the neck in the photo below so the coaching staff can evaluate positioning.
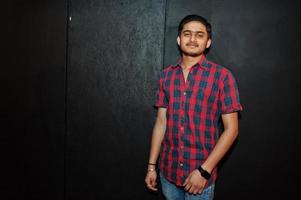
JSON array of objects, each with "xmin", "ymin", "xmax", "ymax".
[{"xmin": 181, "ymin": 54, "xmax": 203, "ymax": 70}]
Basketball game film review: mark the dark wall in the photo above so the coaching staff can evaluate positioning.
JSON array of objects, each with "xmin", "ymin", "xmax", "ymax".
[
  {"xmin": 7, "ymin": 0, "xmax": 301, "ymax": 199},
  {"xmin": 66, "ymin": 0, "xmax": 165, "ymax": 199},
  {"xmin": 5, "ymin": 1, "xmax": 66, "ymax": 199}
]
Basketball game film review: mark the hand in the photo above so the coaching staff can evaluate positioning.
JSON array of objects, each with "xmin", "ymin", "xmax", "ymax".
[
  {"xmin": 183, "ymin": 169, "xmax": 207, "ymax": 195},
  {"xmin": 145, "ymin": 170, "xmax": 158, "ymax": 191}
]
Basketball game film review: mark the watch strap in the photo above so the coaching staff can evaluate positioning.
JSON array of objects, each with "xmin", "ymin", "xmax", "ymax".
[{"xmin": 197, "ymin": 166, "xmax": 211, "ymax": 180}]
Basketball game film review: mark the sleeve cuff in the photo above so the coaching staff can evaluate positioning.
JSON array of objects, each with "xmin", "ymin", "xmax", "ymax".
[
  {"xmin": 221, "ymin": 105, "xmax": 243, "ymax": 114},
  {"xmin": 154, "ymin": 103, "xmax": 168, "ymax": 108}
]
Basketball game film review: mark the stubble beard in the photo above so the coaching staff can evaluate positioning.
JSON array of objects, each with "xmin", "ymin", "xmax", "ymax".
[
  {"xmin": 181, "ymin": 43, "xmax": 204, "ymax": 57},
  {"xmin": 181, "ymin": 48, "xmax": 203, "ymax": 57},
  {"xmin": 182, "ymin": 51, "xmax": 202, "ymax": 57}
]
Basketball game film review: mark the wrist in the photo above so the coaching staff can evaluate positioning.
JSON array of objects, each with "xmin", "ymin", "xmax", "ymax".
[
  {"xmin": 148, "ymin": 162, "xmax": 156, "ymax": 166},
  {"xmin": 200, "ymin": 163, "xmax": 213, "ymax": 174},
  {"xmin": 197, "ymin": 166, "xmax": 211, "ymax": 180},
  {"xmin": 147, "ymin": 162, "xmax": 156, "ymax": 172},
  {"xmin": 147, "ymin": 168, "xmax": 156, "ymax": 173}
]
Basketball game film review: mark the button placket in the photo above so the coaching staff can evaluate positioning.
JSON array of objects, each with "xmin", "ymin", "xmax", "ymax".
[{"xmin": 179, "ymin": 72, "xmax": 189, "ymax": 173}]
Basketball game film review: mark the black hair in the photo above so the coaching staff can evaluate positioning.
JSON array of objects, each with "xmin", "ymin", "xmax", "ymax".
[{"xmin": 178, "ymin": 15, "xmax": 212, "ymax": 39}]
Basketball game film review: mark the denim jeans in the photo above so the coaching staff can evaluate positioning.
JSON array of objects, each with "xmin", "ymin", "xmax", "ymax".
[{"xmin": 160, "ymin": 173, "xmax": 215, "ymax": 200}]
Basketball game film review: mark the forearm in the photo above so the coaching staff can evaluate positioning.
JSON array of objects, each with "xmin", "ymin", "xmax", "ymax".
[
  {"xmin": 202, "ymin": 112, "xmax": 239, "ymax": 173},
  {"xmin": 202, "ymin": 128, "xmax": 238, "ymax": 172},
  {"xmin": 148, "ymin": 121, "xmax": 166, "ymax": 164},
  {"xmin": 148, "ymin": 109, "xmax": 167, "ymax": 165}
]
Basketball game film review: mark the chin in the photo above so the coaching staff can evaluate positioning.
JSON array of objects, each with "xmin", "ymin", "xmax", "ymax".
[
  {"xmin": 181, "ymin": 48, "xmax": 204, "ymax": 57},
  {"xmin": 183, "ymin": 51, "xmax": 203, "ymax": 57}
]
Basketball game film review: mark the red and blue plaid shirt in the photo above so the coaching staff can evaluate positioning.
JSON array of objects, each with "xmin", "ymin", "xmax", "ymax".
[{"xmin": 155, "ymin": 55, "xmax": 242, "ymax": 187}]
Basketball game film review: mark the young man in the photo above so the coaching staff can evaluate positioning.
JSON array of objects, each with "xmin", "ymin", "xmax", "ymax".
[{"xmin": 145, "ymin": 15, "xmax": 242, "ymax": 199}]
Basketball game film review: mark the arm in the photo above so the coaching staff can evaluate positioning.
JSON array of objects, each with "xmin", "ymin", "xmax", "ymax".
[
  {"xmin": 145, "ymin": 107, "xmax": 167, "ymax": 191},
  {"xmin": 201, "ymin": 112, "xmax": 239, "ymax": 173},
  {"xmin": 184, "ymin": 112, "xmax": 239, "ymax": 194}
]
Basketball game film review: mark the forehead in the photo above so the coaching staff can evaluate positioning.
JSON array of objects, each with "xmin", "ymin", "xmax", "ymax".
[{"xmin": 182, "ymin": 21, "xmax": 207, "ymax": 33}]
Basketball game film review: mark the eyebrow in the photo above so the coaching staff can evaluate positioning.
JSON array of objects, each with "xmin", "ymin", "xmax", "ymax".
[{"xmin": 182, "ymin": 30, "xmax": 206, "ymax": 34}]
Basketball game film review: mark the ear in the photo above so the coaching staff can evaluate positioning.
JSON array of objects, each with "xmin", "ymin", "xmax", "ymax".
[
  {"xmin": 206, "ymin": 38, "xmax": 212, "ymax": 49},
  {"xmin": 177, "ymin": 36, "xmax": 180, "ymax": 46}
]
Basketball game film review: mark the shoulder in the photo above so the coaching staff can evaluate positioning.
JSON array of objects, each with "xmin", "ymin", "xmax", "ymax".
[
  {"xmin": 159, "ymin": 65, "xmax": 176, "ymax": 78},
  {"xmin": 206, "ymin": 59, "xmax": 235, "ymax": 80}
]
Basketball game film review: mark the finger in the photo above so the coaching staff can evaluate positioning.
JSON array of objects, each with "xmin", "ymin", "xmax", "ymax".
[
  {"xmin": 183, "ymin": 174, "xmax": 191, "ymax": 186},
  {"xmin": 188, "ymin": 186, "xmax": 195, "ymax": 194},
  {"xmin": 193, "ymin": 188, "xmax": 200, "ymax": 195},
  {"xmin": 147, "ymin": 183, "xmax": 158, "ymax": 191},
  {"xmin": 147, "ymin": 178, "xmax": 158, "ymax": 191},
  {"xmin": 153, "ymin": 181, "xmax": 157, "ymax": 187},
  {"xmin": 184, "ymin": 183, "xmax": 191, "ymax": 191},
  {"xmin": 198, "ymin": 188, "xmax": 203, "ymax": 194},
  {"xmin": 150, "ymin": 179, "xmax": 156, "ymax": 187}
]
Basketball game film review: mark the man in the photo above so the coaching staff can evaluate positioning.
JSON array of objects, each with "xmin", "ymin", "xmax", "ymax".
[{"xmin": 145, "ymin": 15, "xmax": 242, "ymax": 200}]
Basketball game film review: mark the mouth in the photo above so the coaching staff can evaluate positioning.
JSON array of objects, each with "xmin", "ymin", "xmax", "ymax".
[{"xmin": 186, "ymin": 43, "xmax": 199, "ymax": 47}]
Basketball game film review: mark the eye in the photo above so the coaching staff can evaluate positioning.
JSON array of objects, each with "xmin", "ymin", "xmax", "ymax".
[{"xmin": 197, "ymin": 34, "xmax": 204, "ymax": 38}]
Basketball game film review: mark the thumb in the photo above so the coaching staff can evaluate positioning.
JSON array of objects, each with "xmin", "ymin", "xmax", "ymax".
[{"xmin": 183, "ymin": 176, "xmax": 189, "ymax": 186}]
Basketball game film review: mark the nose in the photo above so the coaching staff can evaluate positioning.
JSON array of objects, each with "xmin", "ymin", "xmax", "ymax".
[{"xmin": 190, "ymin": 34, "xmax": 196, "ymax": 42}]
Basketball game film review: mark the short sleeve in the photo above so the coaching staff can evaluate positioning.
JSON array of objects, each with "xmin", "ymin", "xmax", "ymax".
[
  {"xmin": 219, "ymin": 71, "xmax": 243, "ymax": 114},
  {"xmin": 154, "ymin": 71, "xmax": 168, "ymax": 108}
]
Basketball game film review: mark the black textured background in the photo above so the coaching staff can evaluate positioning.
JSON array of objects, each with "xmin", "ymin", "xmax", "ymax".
[{"xmin": 66, "ymin": 0, "xmax": 164, "ymax": 199}]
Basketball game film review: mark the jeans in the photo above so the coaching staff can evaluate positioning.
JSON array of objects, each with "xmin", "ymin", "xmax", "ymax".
[{"xmin": 160, "ymin": 173, "xmax": 215, "ymax": 200}]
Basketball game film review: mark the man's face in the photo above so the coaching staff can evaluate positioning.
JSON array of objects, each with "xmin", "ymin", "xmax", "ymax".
[{"xmin": 177, "ymin": 21, "xmax": 211, "ymax": 57}]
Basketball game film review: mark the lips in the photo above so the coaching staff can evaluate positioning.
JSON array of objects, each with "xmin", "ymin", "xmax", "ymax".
[{"xmin": 186, "ymin": 43, "xmax": 199, "ymax": 47}]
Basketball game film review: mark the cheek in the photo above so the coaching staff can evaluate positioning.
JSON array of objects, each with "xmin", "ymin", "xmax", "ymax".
[
  {"xmin": 180, "ymin": 38, "xmax": 188, "ymax": 44},
  {"xmin": 200, "ymin": 41, "xmax": 209, "ymax": 47}
]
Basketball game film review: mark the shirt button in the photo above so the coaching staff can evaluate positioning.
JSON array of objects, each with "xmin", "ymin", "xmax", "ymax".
[
  {"xmin": 184, "ymin": 92, "xmax": 186, "ymax": 96},
  {"xmin": 180, "ymin": 163, "xmax": 183, "ymax": 167}
]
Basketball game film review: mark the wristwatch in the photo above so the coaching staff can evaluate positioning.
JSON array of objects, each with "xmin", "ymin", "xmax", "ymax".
[{"xmin": 197, "ymin": 166, "xmax": 211, "ymax": 180}]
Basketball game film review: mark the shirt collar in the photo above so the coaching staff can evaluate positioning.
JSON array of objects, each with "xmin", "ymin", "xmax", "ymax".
[{"xmin": 172, "ymin": 54, "xmax": 209, "ymax": 70}]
